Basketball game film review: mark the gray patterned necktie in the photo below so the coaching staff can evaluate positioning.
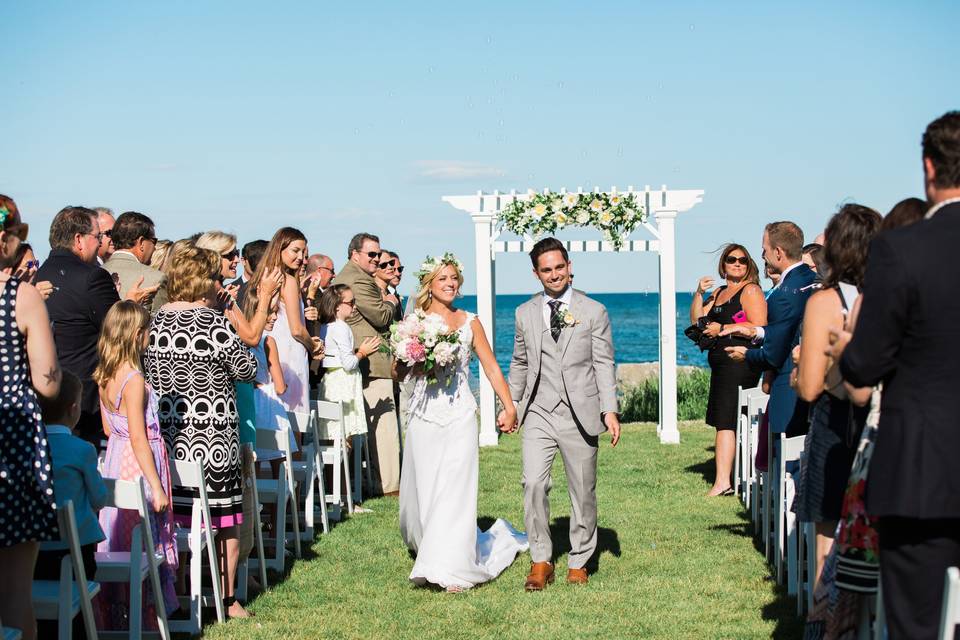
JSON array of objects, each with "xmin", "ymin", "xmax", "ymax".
[{"xmin": 548, "ymin": 300, "xmax": 563, "ymax": 342}]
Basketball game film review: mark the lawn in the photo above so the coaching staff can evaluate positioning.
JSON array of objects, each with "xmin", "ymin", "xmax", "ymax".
[{"xmin": 205, "ymin": 422, "xmax": 802, "ymax": 640}]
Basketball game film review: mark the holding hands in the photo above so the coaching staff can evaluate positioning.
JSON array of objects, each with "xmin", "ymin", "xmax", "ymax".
[{"xmin": 496, "ymin": 407, "xmax": 518, "ymax": 434}]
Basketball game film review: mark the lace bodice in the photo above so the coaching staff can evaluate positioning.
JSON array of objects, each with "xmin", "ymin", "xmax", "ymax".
[{"xmin": 404, "ymin": 312, "xmax": 477, "ymax": 426}]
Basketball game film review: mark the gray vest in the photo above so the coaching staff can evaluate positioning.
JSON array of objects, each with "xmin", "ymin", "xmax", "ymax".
[{"xmin": 533, "ymin": 328, "xmax": 565, "ymax": 411}]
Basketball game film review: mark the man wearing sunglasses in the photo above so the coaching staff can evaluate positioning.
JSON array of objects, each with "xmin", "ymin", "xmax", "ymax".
[
  {"xmin": 94, "ymin": 207, "xmax": 115, "ymax": 265},
  {"xmin": 332, "ymin": 232, "xmax": 401, "ymax": 496},
  {"xmin": 103, "ymin": 211, "xmax": 166, "ymax": 313}
]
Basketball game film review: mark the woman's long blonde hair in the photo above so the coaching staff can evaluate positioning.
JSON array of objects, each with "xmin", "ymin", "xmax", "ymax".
[
  {"xmin": 93, "ymin": 301, "xmax": 151, "ymax": 388},
  {"xmin": 415, "ymin": 260, "xmax": 465, "ymax": 312}
]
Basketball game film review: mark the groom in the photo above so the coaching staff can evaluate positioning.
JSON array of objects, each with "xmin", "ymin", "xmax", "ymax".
[{"xmin": 498, "ymin": 237, "xmax": 620, "ymax": 591}]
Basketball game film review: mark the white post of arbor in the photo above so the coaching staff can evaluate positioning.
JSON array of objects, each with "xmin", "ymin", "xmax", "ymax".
[
  {"xmin": 471, "ymin": 205, "xmax": 499, "ymax": 447},
  {"xmin": 656, "ymin": 209, "xmax": 680, "ymax": 444}
]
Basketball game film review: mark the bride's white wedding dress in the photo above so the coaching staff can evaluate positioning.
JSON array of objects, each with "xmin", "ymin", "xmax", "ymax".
[{"xmin": 399, "ymin": 312, "xmax": 528, "ymax": 590}]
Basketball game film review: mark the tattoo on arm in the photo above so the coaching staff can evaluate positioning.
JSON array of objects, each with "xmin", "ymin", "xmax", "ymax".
[{"xmin": 43, "ymin": 366, "xmax": 61, "ymax": 386}]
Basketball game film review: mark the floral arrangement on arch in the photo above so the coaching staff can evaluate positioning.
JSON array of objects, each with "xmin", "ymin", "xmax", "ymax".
[{"xmin": 498, "ymin": 191, "xmax": 647, "ymax": 250}]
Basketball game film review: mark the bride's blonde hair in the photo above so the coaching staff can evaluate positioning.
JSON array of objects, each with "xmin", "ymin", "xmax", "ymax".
[{"xmin": 415, "ymin": 254, "xmax": 465, "ymax": 312}]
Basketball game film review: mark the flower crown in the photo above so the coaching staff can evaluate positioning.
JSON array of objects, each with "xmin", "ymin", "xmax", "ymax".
[
  {"xmin": 415, "ymin": 252, "xmax": 464, "ymax": 283},
  {"xmin": 0, "ymin": 205, "xmax": 9, "ymax": 228}
]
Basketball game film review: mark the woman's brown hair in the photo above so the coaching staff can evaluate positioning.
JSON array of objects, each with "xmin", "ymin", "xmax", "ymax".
[
  {"xmin": 717, "ymin": 243, "xmax": 760, "ymax": 285},
  {"xmin": 248, "ymin": 227, "xmax": 307, "ymax": 296},
  {"xmin": 822, "ymin": 203, "xmax": 883, "ymax": 289},
  {"xmin": 166, "ymin": 245, "xmax": 220, "ymax": 302},
  {"xmin": 318, "ymin": 284, "xmax": 351, "ymax": 325}
]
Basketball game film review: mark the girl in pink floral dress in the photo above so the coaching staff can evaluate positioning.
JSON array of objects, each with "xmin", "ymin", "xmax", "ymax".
[{"xmin": 94, "ymin": 301, "xmax": 178, "ymax": 630}]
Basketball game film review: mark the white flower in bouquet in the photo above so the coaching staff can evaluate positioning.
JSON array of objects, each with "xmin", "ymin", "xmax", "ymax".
[
  {"xmin": 599, "ymin": 211, "xmax": 613, "ymax": 224},
  {"xmin": 431, "ymin": 341, "xmax": 458, "ymax": 367},
  {"xmin": 609, "ymin": 194, "xmax": 623, "ymax": 207}
]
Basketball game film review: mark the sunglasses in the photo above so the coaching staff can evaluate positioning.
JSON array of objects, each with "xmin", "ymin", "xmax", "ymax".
[
  {"xmin": 25, "ymin": 260, "xmax": 40, "ymax": 270},
  {"xmin": 378, "ymin": 259, "xmax": 396, "ymax": 269},
  {"xmin": 395, "ymin": 265, "xmax": 404, "ymax": 274},
  {"xmin": 103, "ymin": 230, "xmax": 112, "ymax": 238},
  {"xmin": 143, "ymin": 236, "xmax": 157, "ymax": 244},
  {"xmin": 6, "ymin": 223, "xmax": 29, "ymax": 241},
  {"xmin": 340, "ymin": 298, "xmax": 357, "ymax": 307},
  {"xmin": 221, "ymin": 249, "xmax": 239, "ymax": 260},
  {"xmin": 360, "ymin": 251, "xmax": 381, "ymax": 259},
  {"xmin": 725, "ymin": 256, "xmax": 749, "ymax": 266}
]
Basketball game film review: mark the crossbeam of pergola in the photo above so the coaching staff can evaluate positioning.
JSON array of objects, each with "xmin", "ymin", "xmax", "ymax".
[{"xmin": 443, "ymin": 185, "xmax": 704, "ymax": 446}]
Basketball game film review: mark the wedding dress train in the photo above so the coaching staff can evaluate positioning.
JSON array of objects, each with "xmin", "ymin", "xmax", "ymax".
[{"xmin": 398, "ymin": 313, "xmax": 528, "ymax": 590}]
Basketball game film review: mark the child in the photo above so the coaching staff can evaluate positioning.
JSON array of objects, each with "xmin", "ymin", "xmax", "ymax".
[
  {"xmin": 318, "ymin": 285, "xmax": 380, "ymax": 512},
  {"xmin": 94, "ymin": 301, "xmax": 179, "ymax": 630},
  {"xmin": 35, "ymin": 370, "xmax": 108, "ymax": 637}
]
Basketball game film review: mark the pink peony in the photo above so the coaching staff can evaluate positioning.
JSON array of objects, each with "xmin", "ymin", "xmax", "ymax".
[{"xmin": 405, "ymin": 339, "xmax": 427, "ymax": 363}]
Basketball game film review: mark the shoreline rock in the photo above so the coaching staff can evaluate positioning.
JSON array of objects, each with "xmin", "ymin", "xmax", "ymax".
[{"xmin": 616, "ymin": 362, "xmax": 703, "ymax": 388}]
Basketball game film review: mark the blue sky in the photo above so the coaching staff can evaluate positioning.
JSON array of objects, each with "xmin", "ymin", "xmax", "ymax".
[{"xmin": 2, "ymin": 1, "xmax": 957, "ymax": 294}]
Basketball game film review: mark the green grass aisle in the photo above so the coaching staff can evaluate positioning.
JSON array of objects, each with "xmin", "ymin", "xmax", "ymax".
[{"xmin": 206, "ymin": 423, "xmax": 802, "ymax": 639}]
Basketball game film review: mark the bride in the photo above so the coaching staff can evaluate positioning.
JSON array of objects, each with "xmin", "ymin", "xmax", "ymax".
[{"xmin": 396, "ymin": 253, "xmax": 527, "ymax": 592}]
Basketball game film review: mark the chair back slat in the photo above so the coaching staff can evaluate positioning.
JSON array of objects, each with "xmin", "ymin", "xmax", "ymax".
[
  {"xmin": 313, "ymin": 399, "xmax": 344, "ymax": 422},
  {"xmin": 287, "ymin": 410, "xmax": 314, "ymax": 435},
  {"xmin": 170, "ymin": 459, "xmax": 204, "ymax": 489}
]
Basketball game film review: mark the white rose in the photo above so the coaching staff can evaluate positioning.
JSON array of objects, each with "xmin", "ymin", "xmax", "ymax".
[{"xmin": 432, "ymin": 341, "xmax": 458, "ymax": 367}]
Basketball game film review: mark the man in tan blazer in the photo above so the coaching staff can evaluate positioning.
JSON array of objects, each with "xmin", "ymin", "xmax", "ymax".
[
  {"xmin": 102, "ymin": 211, "xmax": 166, "ymax": 313},
  {"xmin": 331, "ymin": 233, "xmax": 400, "ymax": 495}
]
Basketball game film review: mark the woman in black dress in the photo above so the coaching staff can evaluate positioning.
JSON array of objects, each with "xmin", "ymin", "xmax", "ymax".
[
  {"xmin": 0, "ymin": 194, "xmax": 62, "ymax": 640},
  {"xmin": 690, "ymin": 244, "xmax": 766, "ymax": 496},
  {"xmin": 792, "ymin": 204, "xmax": 882, "ymax": 586}
]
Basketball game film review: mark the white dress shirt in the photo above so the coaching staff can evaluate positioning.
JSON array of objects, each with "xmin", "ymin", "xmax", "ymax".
[
  {"xmin": 925, "ymin": 196, "xmax": 960, "ymax": 219},
  {"xmin": 754, "ymin": 260, "xmax": 804, "ymax": 342},
  {"xmin": 542, "ymin": 285, "xmax": 574, "ymax": 329}
]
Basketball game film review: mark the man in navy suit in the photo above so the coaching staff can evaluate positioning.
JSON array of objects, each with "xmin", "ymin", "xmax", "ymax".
[
  {"xmin": 36, "ymin": 206, "xmax": 120, "ymax": 447},
  {"xmin": 723, "ymin": 221, "xmax": 816, "ymax": 435}
]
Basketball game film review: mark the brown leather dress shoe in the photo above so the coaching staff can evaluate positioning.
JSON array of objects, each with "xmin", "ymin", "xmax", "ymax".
[
  {"xmin": 567, "ymin": 567, "xmax": 588, "ymax": 585},
  {"xmin": 524, "ymin": 562, "xmax": 555, "ymax": 591}
]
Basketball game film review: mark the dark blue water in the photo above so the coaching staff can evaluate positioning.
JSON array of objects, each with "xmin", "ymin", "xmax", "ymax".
[{"xmin": 457, "ymin": 292, "xmax": 706, "ymax": 372}]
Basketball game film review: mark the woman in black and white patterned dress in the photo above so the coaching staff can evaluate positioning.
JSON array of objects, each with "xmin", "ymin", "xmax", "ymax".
[
  {"xmin": 0, "ymin": 194, "xmax": 62, "ymax": 640},
  {"xmin": 144, "ymin": 245, "xmax": 257, "ymax": 618}
]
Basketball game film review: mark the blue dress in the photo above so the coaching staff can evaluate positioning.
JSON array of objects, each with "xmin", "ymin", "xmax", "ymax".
[{"xmin": 0, "ymin": 277, "xmax": 59, "ymax": 547}]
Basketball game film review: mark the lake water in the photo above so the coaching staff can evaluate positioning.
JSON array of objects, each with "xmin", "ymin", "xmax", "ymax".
[{"xmin": 457, "ymin": 292, "xmax": 706, "ymax": 372}]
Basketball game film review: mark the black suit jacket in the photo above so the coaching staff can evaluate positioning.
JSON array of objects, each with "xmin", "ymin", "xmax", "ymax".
[
  {"xmin": 37, "ymin": 249, "xmax": 121, "ymax": 415},
  {"xmin": 840, "ymin": 201, "xmax": 960, "ymax": 519}
]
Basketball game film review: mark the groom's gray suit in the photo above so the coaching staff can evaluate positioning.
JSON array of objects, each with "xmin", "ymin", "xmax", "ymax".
[{"xmin": 509, "ymin": 287, "xmax": 618, "ymax": 569}]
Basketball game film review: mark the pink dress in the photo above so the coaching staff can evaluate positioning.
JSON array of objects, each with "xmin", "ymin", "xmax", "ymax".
[{"xmin": 98, "ymin": 371, "xmax": 179, "ymax": 629}]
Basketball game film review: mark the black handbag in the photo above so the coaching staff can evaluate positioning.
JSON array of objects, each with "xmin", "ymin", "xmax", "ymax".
[{"xmin": 684, "ymin": 316, "xmax": 717, "ymax": 352}]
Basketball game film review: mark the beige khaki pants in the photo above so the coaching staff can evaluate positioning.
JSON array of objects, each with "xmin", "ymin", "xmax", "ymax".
[{"xmin": 362, "ymin": 377, "xmax": 401, "ymax": 495}]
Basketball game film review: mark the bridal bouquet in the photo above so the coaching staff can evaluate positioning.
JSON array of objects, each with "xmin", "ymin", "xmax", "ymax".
[{"xmin": 388, "ymin": 310, "xmax": 462, "ymax": 384}]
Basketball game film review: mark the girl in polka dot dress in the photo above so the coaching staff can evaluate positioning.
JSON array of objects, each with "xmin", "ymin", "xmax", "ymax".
[{"xmin": 0, "ymin": 193, "xmax": 61, "ymax": 640}]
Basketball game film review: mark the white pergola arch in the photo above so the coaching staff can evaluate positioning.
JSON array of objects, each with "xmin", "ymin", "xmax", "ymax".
[{"xmin": 442, "ymin": 185, "xmax": 704, "ymax": 446}]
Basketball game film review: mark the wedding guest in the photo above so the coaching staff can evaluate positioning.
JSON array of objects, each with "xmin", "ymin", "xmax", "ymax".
[
  {"xmin": 318, "ymin": 284, "xmax": 380, "ymax": 511},
  {"xmin": 385, "ymin": 250, "xmax": 405, "ymax": 320},
  {"xmin": 3, "ymin": 243, "xmax": 53, "ymax": 300},
  {"xmin": 104, "ymin": 211, "xmax": 167, "ymax": 312},
  {"xmin": 725, "ymin": 222, "xmax": 816, "ymax": 438},
  {"xmin": 36, "ymin": 206, "xmax": 122, "ymax": 446},
  {"xmin": 0, "ymin": 193, "xmax": 61, "ymax": 640},
  {"xmin": 374, "ymin": 250, "xmax": 398, "ymax": 297},
  {"xmin": 835, "ymin": 112, "xmax": 960, "ymax": 640},
  {"xmin": 801, "ymin": 243, "xmax": 823, "ymax": 276},
  {"xmin": 196, "ymin": 230, "xmax": 240, "ymax": 294},
  {"xmin": 689, "ymin": 244, "xmax": 766, "ymax": 496},
  {"xmin": 34, "ymin": 371, "xmax": 106, "ymax": 640},
  {"xmin": 144, "ymin": 245, "xmax": 257, "ymax": 619},
  {"xmin": 247, "ymin": 227, "xmax": 317, "ymax": 413},
  {"xmin": 94, "ymin": 301, "xmax": 178, "ymax": 629},
  {"xmin": 237, "ymin": 239, "xmax": 268, "ymax": 307},
  {"xmin": 332, "ymin": 233, "xmax": 400, "ymax": 496},
  {"xmin": 148, "ymin": 239, "xmax": 172, "ymax": 273},
  {"xmin": 304, "ymin": 253, "xmax": 335, "ymax": 386},
  {"xmin": 879, "ymin": 197, "xmax": 929, "ymax": 231},
  {"xmin": 308, "ymin": 253, "xmax": 336, "ymax": 292},
  {"xmin": 792, "ymin": 204, "xmax": 881, "ymax": 587},
  {"xmin": 95, "ymin": 207, "xmax": 115, "ymax": 264}
]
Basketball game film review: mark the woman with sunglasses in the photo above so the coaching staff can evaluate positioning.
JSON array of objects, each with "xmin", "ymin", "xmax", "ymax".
[
  {"xmin": 375, "ymin": 251, "xmax": 405, "ymax": 323},
  {"xmin": 689, "ymin": 243, "xmax": 766, "ymax": 496}
]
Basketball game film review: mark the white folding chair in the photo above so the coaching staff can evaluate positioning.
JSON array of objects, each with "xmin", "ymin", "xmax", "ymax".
[
  {"xmin": 939, "ymin": 566, "xmax": 960, "ymax": 640},
  {"xmin": 250, "ymin": 459, "xmax": 292, "ymax": 575},
  {"xmin": 777, "ymin": 433, "xmax": 805, "ymax": 591},
  {"xmin": 255, "ymin": 421, "xmax": 302, "ymax": 557},
  {"xmin": 312, "ymin": 400, "xmax": 355, "ymax": 520},
  {"xmin": 288, "ymin": 410, "xmax": 331, "ymax": 538},
  {"xmin": 747, "ymin": 392, "xmax": 769, "ymax": 528},
  {"xmin": 236, "ymin": 444, "xmax": 269, "ymax": 602},
  {"xmin": 169, "ymin": 459, "xmax": 224, "ymax": 634},
  {"xmin": 33, "ymin": 500, "xmax": 101, "ymax": 640},
  {"xmin": 94, "ymin": 477, "xmax": 171, "ymax": 640}
]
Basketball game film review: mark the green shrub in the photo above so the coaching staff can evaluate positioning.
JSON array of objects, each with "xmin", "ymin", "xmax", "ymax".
[{"xmin": 620, "ymin": 368, "xmax": 711, "ymax": 423}]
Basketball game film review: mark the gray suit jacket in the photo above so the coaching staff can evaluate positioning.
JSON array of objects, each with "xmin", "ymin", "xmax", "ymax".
[
  {"xmin": 509, "ymin": 288, "xmax": 618, "ymax": 436},
  {"xmin": 102, "ymin": 251, "xmax": 168, "ymax": 313}
]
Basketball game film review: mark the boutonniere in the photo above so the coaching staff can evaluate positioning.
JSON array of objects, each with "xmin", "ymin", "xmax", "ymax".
[{"xmin": 560, "ymin": 309, "xmax": 580, "ymax": 329}]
